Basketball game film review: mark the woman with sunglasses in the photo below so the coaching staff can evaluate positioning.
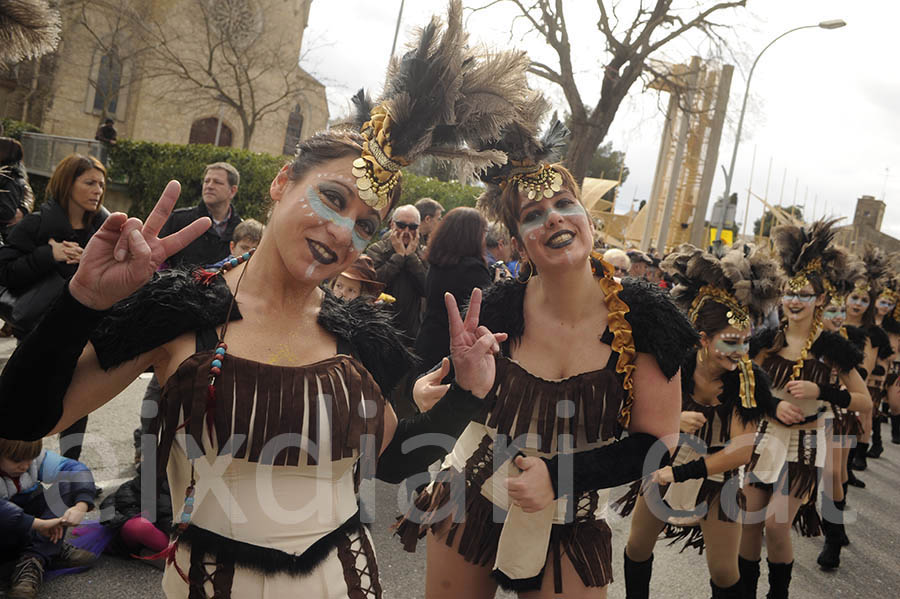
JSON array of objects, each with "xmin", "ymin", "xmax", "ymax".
[{"xmin": 739, "ymin": 220, "xmax": 871, "ymax": 598}]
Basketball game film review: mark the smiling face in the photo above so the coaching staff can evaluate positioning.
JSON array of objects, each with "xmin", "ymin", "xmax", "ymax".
[
  {"xmin": 822, "ymin": 300, "xmax": 847, "ymax": 331},
  {"xmin": 702, "ymin": 325, "xmax": 750, "ymax": 372},
  {"xmin": 268, "ymin": 155, "xmax": 384, "ymax": 284},
  {"xmin": 782, "ymin": 282, "xmax": 825, "ymax": 323},
  {"xmin": 70, "ymin": 168, "xmax": 105, "ymax": 215},
  {"xmin": 516, "ymin": 187, "xmax": 592, "ymax": 273},
  {"xmin": 331, "ymin": 274, "xmax": 362, "ymax": 301}
]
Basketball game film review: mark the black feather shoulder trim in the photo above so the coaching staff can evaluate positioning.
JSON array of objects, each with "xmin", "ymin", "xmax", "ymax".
[
  {"xmin": 478, "ymin": 277, "xmax": 697, "ymax": 379},
  {"xmin": 866, "ymin": 325, "xmax": 894, "ymax": 360},
  {"xmin": 883, "ymin": 315, "xmax": 900, "ymax": 335},
  {"xmin": 477, "ymin": 278, "xmax": 524, "ymax": 344},
  {"xmin": 811, "ymin": 330, "xmax": 865, "ymax": 372},
  {"xmin": 619, "ymin": 278, "xmax": 698, "ymax": 379},
  {"xmin": 720, "ymin": 363, "xmax": 777, "ymax": 425},
  {"xmin": 90, "ymin": 269, "xmax": 240, "ymax": 371},
  {"xmin": 843, "ymin": 325, "xmax": 868, "ymax": 352},
  {"xmin": 317, "ymin": 291, "xmax": 418, "ymax": 394},
  {"xmin": 749, "ymin": 327, "xmax": 778, "ymax": 359}
]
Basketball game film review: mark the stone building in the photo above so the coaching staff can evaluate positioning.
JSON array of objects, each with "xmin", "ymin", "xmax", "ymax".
[
  {"xmin": 833, "ymin": 195, "xmax": 900, "ymax": 254},
  {"xmin": 0, "ymin": 0, "xmax": 328, "ymax": 156}
]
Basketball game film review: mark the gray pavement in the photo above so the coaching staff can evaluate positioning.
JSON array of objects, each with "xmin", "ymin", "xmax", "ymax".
[{"xmin": 1, "ymin": 334, "xmax": 898, "ymax": 597}]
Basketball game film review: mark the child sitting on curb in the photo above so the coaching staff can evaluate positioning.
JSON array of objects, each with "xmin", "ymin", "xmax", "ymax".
[{"xmin": 0, "ymin": 438, "xmax": 97, "ymax": 599}]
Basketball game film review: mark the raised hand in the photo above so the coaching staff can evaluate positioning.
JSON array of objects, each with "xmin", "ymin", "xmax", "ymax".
[
  {"xmin": 446, "ymin": 288, "xmax": 507, "ymax": 399},
  {"xmin": 413, "ymin": 357, "xmax": 451, "ymax": 412},
  {"xmin": 69, "ymin": 181, "xmax": 211, "ymax": 310}
]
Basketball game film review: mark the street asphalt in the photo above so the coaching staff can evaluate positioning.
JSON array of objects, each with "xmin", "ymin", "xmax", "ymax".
[{"xmin": 1, "ymin": 335, "xmax": 897, "ymax": 598}]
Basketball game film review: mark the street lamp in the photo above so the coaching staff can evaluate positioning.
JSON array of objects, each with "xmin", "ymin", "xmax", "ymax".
[{"xmin": 714, "ymin": 19, "xmax": 846, "ymax": 244}]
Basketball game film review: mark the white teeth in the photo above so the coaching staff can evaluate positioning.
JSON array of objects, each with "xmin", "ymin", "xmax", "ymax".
[{"xmin": 549, "ymin": 232, "xmax": 573, "ymax": 245}]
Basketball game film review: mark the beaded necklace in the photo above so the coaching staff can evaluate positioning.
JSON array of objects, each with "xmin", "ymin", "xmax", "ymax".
[{"xmin": 144, "ymin": 249, "xmax": 254, "ymax": 579}]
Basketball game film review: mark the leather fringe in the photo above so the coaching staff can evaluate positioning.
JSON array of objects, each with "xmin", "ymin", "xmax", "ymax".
[{"xmin": 762, "ymin": 353, "xmax": 831, "ymax": 390}]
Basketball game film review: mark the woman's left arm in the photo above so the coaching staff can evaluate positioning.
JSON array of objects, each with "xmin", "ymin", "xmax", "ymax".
[{"xmin": 836, "ymin": 367, "xmax": 872, "ymax": 412}]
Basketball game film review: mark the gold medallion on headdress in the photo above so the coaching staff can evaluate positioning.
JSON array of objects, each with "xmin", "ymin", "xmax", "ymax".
[
  {"xmin": 507, "ymin": 163, "xmax": 563, "ymax": 200},
  {"xmin": 788, "ymin": 258, "xmax": 822, "ymax": 293},
  {"xmin": 688, "ymin": 285, "xmax": 751, "ymax": 331}
]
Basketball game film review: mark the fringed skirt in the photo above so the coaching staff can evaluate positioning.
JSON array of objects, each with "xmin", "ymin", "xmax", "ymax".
[
  {"xmin": 161, "ymin": 516, "xmax": 381, "ymax": 599},
  {"xmin": 394, "ymin": 428, "xmax": 614, "ymax": 594},
  {"xmin": 745, "ymin": 417, "xmax": 824, "ymax": 537},
  {"xmin": 612, "ymin": 445, "xmax": 745, "ymax": 554}
]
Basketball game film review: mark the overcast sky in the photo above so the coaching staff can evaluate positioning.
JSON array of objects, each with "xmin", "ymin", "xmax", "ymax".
[{"xmin": 301, "ymin": 1, "xmax": 900, "ymax": 238}]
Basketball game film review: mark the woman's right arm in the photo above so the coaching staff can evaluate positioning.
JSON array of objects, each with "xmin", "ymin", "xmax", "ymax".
[{"xmin": 0, "ymin": 181, "xmax": 210, "ymax": 440}]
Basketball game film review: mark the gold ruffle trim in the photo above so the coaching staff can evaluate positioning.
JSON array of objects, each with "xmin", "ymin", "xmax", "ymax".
[{"xmin": 593, "ymin": 254, "xmax": 637, "ymax": 428}]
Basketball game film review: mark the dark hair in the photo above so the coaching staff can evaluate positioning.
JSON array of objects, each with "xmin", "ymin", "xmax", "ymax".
[
  {"xmin": 692, "ymin": 301, "xmax": 732, "ymax": 337},
  {"xmin": 415, "ymin": 197, "xmax": 443, "ymax": 219},
  {"xmin": 47, "ymin": 154, "xmax": 106, "ymax": 227},
  {"xmin": 0, "ymin": 438, "xmax": 42, "ymax": 462},
  {"xmin": 497, "ymin": 163, "xmax": 581, "ymax": 239},
  {"xmin": 0, "ymin": 138, "xmax": 23, "ymax": 164},
  {"xmin": 104, "ymin": 118, "xmax": 114, "ymax": 125},
  {"xmin": 426, "ymin": 207, "xmax": 487, "ymax": 268},
  {"xmin": 286, "ymin": 130, "xmax": 401, "ymax": 216}
]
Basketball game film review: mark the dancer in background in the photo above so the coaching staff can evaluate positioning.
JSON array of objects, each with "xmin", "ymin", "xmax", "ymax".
[
  {"xmin": 615, "ymin": 243, "xmax": 783, "ymax": 599},
  {"xmin": 740, "ymin": 220, "xmax": 871, "ymax": 599}
]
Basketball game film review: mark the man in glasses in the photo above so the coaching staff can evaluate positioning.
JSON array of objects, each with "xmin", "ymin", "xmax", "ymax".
[{"xmin": 366, "ymin": 204, "xmax": 428, "ymax": 346}]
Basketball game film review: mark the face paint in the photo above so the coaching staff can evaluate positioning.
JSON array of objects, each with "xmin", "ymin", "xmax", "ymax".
[
  {"xmin": 714, "ymin": 338, "xmax": 749, "ymax": 356},
  {"xmin": 305, "ymin": 186, "xmax": 369, "ymax": 252},
  {"xmin": 783, "ymin": 293, "xmax": 817, "ymax": 304},
  {"xmin": 847, "ymin": 294, "xmax": 869, "ymax": 308},
  {"xmin": 823, "ymin": 307, "xmax": 846, "ymax": 321},
  {"xmin": 876, "ymin": 299, "xmax": 895, "ymax": 310},
  {"xmin": 518, "ymin": 201, "xmax": 586, "ymax": 236}
]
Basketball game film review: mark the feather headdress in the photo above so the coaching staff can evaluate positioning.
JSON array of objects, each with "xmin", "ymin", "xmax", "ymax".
[
  {"xmin": 771, "ymin": 218, "xmax": 846, "ymax": 293},
  {"xmin": 0, "ymin": 0, "xmax": 60, "ymax": 63},
  {"xmin": 474, "ymin": 100, "xmax": 570, "ymax": 226},
  {"xmin": 826, "ymin": 252, "xmax": 865, "ymax": 306},
  {"xmin": 854, "ymin": 245, "xmax": 891, "ymax": 296},
  {"xmin": 661, "ymin": 243, "xmax": 784, "ymax": 328},
  {"xmin": 345, "ymin": 1, "xmax": 534, "ymax": 210}
]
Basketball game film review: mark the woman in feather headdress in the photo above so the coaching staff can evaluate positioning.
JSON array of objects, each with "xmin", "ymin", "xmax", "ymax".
[
  {"xmin": 739, "ymin": 220, "xmax": 871, "ymax": 598},
  {"xmin": 843, "ymin": 246, "xmax": 894, "ymax": 467},
  {"xmin": 0, "ymin": 3, "xmax": 536, "ymax": 597},
  {"xmin": 612, "ymin": 243, "xmax": 783, "ymax": 599},
  {"xmin": 395, "ymin": 100, "xmax": 697, "ymax": 597},
  {"xmin": 814, "ymin": 252, "xmax": 868, "ymax": 570},
  {"xmin": 870, "ymin": 265, "xmax": 900, "ymax": 449}
]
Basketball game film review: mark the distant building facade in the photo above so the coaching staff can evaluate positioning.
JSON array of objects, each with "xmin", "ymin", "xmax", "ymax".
[
  {"xmin": 0, "ymin": 0, "xmax": 328, "ymax": 156},
  {"xmin": 833, "ymin": 195, "xmax": 900, "ymax": 254}
]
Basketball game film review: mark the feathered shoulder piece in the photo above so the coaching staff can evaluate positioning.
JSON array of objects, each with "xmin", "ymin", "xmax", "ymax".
[
  {"xmin": 317, "ymin": 292, "xmax": 417, "ymax": 394},
  {"xmin": 842, "ymin": 325, "xmax": 868, "ymax": 352},
  {"xmin": 749, "ymin": 326, "xmax": 778, "ymax": 359},
  {"xmin": 661, "ymin": 243, "xmax": 783, "ymax": 327},
  {"xmin": 772, "ymin": 218, "xmax": 846, "ymax": 293},
  {"xmin": 810, "ymin": 330, "xmax": 865, "ymax": 372},
  {"xmin": 91, "ymin": 269, "xmax": 241, "ymax": 371},
  {"xmin": 866, "ymin": 324, "xmax": 893, "ymax": 360},
  {"xmin": 344, "ymin": 0, "xmax": 535, "ymax": 210},
  {"xmin": 476, "ymin": 275, "xmax": 697, "ymax": 380}
]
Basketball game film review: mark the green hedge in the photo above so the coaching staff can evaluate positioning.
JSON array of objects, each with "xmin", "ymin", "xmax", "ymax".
[
  {"xmin": 1, "ymin": 118, "xmax": 41, "ymax": 140},
  {"xmin": 107, "ymin": 140, "xmax": 287, "ymax": 221},
  {"xmin": 104, "ymin": 139, "xmax": 483, "ymax": 221}
]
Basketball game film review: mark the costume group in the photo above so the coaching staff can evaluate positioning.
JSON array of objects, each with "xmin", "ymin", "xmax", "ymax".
[{"xmin": 0, "ymin": 2, "xmax": 898, "ymax": 599}]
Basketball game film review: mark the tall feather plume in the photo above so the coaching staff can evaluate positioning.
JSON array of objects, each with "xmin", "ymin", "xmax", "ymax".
[
  {"xmin": 828, "ymin": 250, "xmax": 864, "ymax": 298},
  {"xmin": 859, "ymin": 245, "xmax": 891, "ymax": 293},
  {"xmin": 661, "ymin": 243, "xmax": 784, "ymax": 322},
  {"xmin": 772, "ymin": 218, "xmax": 845, "ymax": 286},
  {"xmin": 0, "ymin": 0, "xmax": 61, "ymax": 63}
]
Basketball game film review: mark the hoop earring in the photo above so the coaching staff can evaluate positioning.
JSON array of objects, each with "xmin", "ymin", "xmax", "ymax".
[
  {"xmin": 517, "ymin": 259, "xmax": 534, "ymax": 284},
  {"xmin": 698, "ymin": 345, "xmax": 709, "ymax": 364}
]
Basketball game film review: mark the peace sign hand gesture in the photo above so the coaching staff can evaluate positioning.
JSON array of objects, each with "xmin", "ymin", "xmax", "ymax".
[
  {"xmin": 69, "ymin": 181, "xmax": 211, "ymax": 310},
  {"xmin": 445, "ymin": 288, "xmax": 507, "ymax": 399}
]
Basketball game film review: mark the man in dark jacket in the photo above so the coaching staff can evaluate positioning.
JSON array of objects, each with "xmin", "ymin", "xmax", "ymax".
[
  {"xmin": 160, "ymin": 162, "xmax": 241, "ymax": 269},
  {"xmin": 365, "ymin": 204, "xmax": 427, "ymax": 344}
]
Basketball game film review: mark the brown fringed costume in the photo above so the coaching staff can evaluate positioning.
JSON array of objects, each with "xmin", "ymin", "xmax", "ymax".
[{"xmin": 395, "ymin": 261, "xmax": 697, "ymax": 593}]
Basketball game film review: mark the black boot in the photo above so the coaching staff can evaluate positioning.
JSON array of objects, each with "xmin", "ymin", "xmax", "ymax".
[
  {"xmin": 846, "ymin": 457, "xmax": 865, "ymax": 487},
  {"xmin": 868, "ymin": 420, "xmax": 884, "ymax": 458},
  {"xmin": 766, "ymin": 560, "xmax": 793, "ymax": 599},
  {"xmin": 624, "ymin": 550, "xmax": 652, "ymax": 599},
  {"xmin": 851, "ymin": 442, "xmax": 869, "ymax": 470},
  {"xmin": 816, "ymin": 519, "xmax": 842, "ymax": 570},
  {"xmin": 710, "ymin": 578, "xmax": 743, "ymax": 599},
  {"xmin": 891, "ymin": 414, "xmax": 900, "ymax": 444},
  {"xmin": 835, "ymin": 499, "xmax": 850, "ymax": 547},
  {"xmin": 739, "ymin": 556, "xmax": 760, "ymax": 599}
]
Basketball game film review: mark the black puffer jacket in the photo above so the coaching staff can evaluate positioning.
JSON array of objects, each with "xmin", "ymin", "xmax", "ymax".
[
  {"xmin": 159, "ymin": 201, "xmax": 241, "ymax": 269},
  {"xmin": 0, "ymin": 199, "xmax": 108, "ymax": 291}
]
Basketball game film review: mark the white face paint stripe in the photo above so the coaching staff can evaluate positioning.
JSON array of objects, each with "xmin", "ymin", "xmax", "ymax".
[
  {"xmin": 304, "ymin": 185, "xmax": 368, "ymax": 252},
  {"xmin": 519, "ymin": 203, "xmax": 586, "ymax": 236}
]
